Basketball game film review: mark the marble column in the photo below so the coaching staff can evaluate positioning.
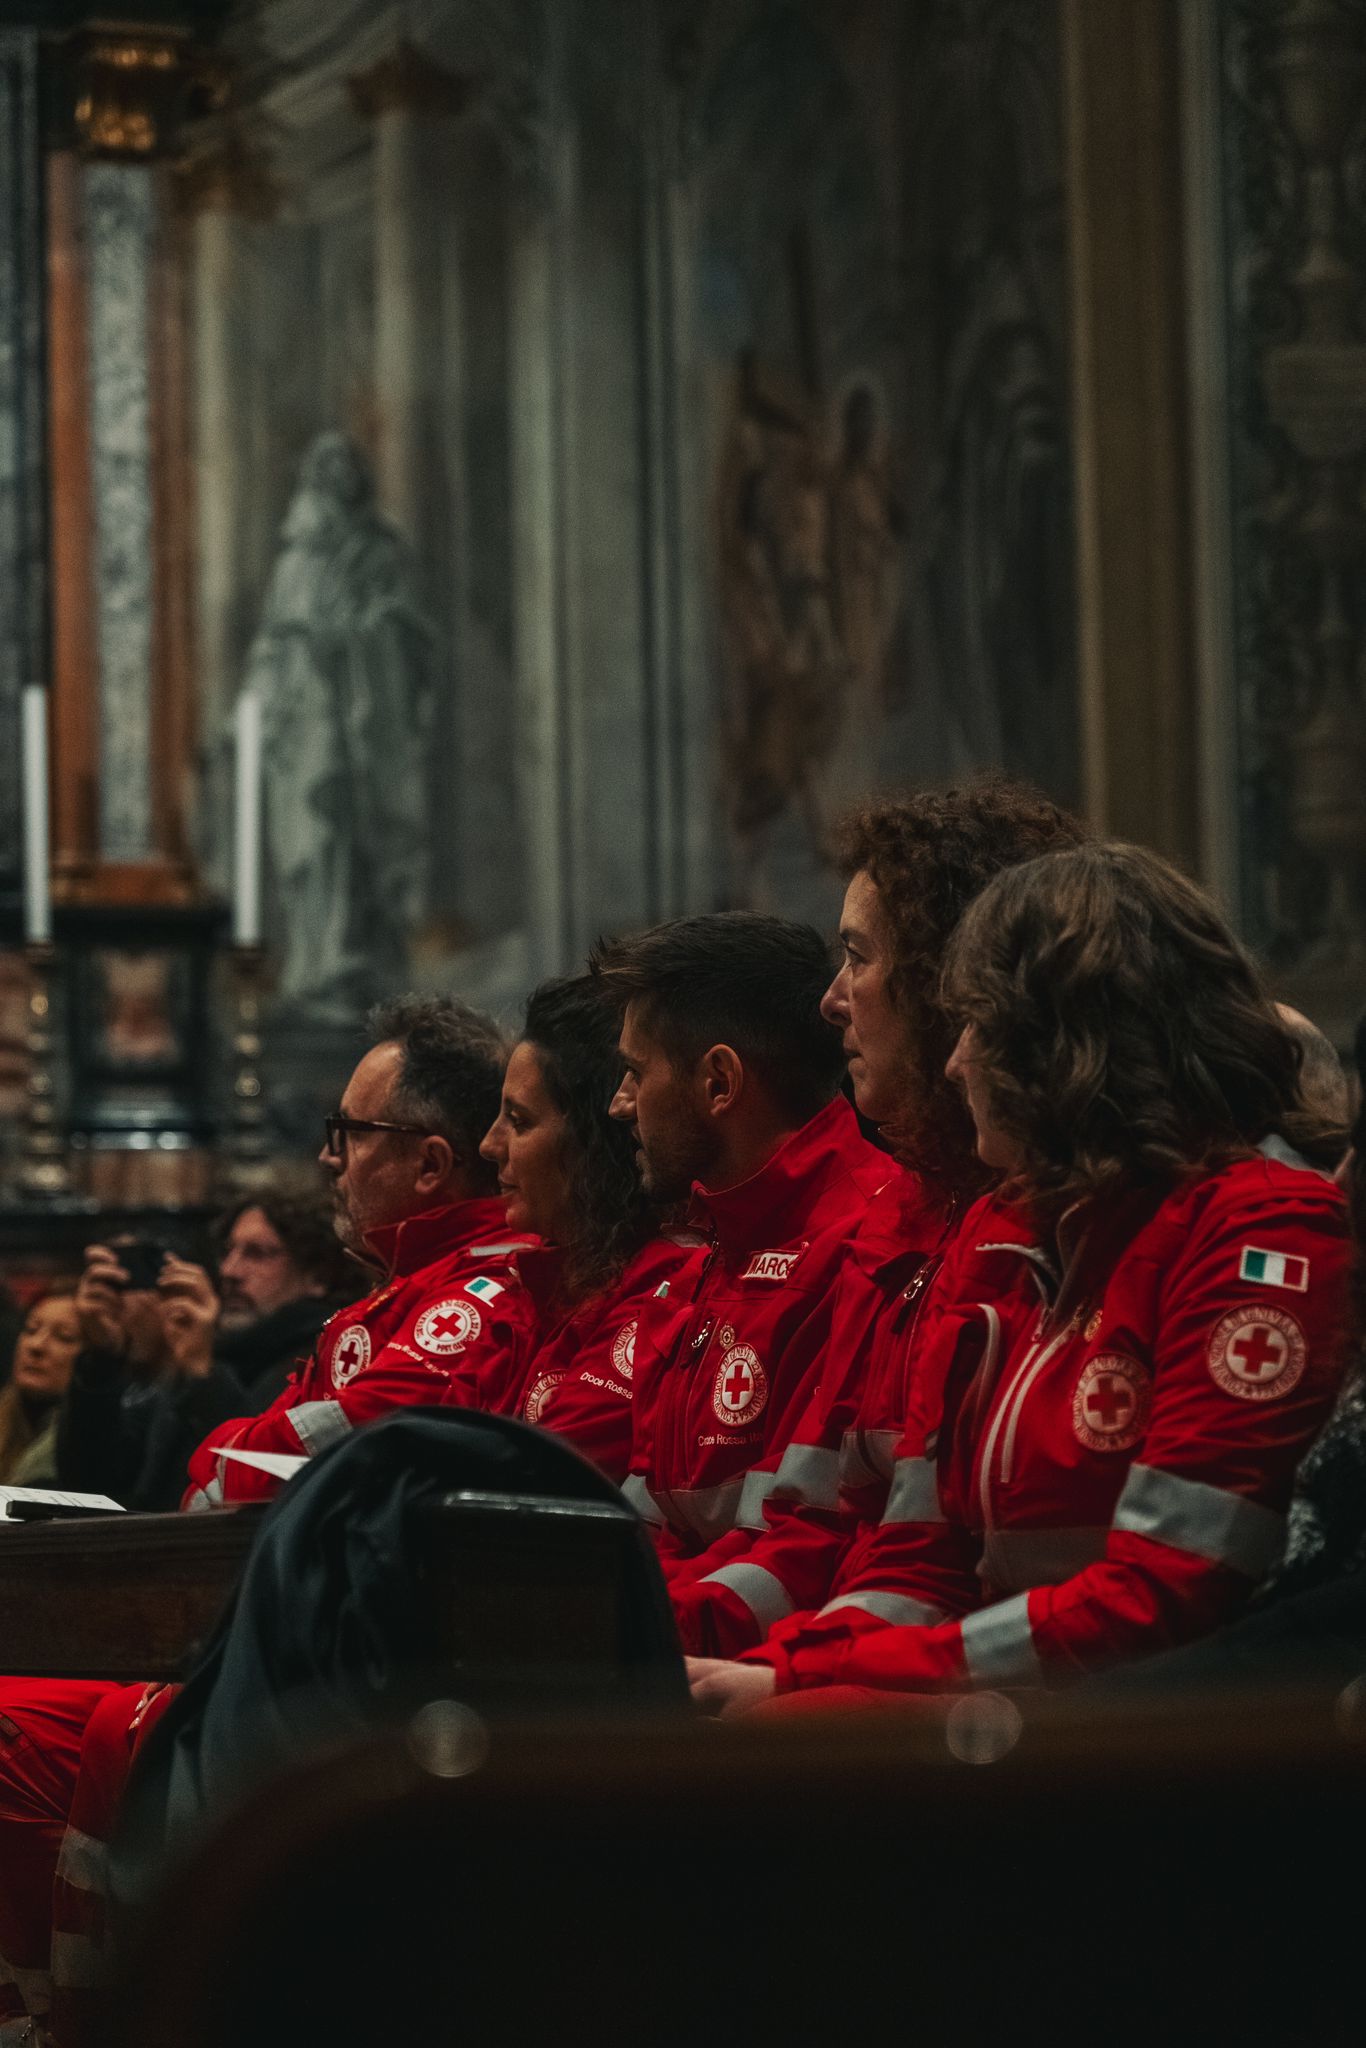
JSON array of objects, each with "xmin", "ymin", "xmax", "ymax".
[
  {"xmin": 83, "ymin": 158, "xmax": 157, "ymax": 863},
  {"xmin": 0, "ymin": 31, "xmax": 45, "ymax": 896},
  {"xmin": 56, "ymin": 24, "xmax": 200, "ymax": 887},
  {"xmin": 348, "ymin": 42, "xmax": 469, "ymax": 547},
  {"xmin": 508, "ymin": 178, "xmax": 573, "ymax": 980},
  {"xmin": 183, "ymin": 129, "xmax": 278, "ymax": 760},
  {"xmin": 1061, "ymin": 0, "xmax": 1200, "ymax": 874}
]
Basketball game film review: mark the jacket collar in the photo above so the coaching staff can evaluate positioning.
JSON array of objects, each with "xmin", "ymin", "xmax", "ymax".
[
  {"xmin": 362, "ymin": 1197, "xmax": 527, "ymax": 1281},
  {"xmin": 979, "ymin": 1181, "xmax": 1172, "ymax": 1321},
  {"xmin": 690, "ymin": 1096, "xmax": 875, "ymax": 1263}
]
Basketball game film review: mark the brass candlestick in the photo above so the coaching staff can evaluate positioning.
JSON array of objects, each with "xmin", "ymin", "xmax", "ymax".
[
  {"xmin": 222, "ymin": 943, "xmax": 272, "ymax": 1194},
  {"xmin": 17, "ymin": 942, "xmax": 71, "ymax": 1198}
]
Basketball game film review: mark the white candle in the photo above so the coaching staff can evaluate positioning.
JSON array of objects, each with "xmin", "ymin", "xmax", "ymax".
[
  {"xmin": 232, "ymin": 688, "xmax": 263, "ymax": 948},
  {"xmin": 21, "ymin": 684, "xmax": 51, "ymax": 945}
]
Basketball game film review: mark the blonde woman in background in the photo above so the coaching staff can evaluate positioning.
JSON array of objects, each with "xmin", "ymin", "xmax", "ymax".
[{"xmin": 0, "ymin": 1288, "xmax": 80, "ymax": 1486}]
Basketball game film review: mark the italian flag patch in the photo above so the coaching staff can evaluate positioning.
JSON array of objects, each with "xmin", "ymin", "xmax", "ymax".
[
  {"xmin": 1239, "ymin": 1246, "xmax": 1309, "ymax": 1293},
  {"xmin": 464, "ymin": 1275, "xmax": 504, "ymax": 1302}
]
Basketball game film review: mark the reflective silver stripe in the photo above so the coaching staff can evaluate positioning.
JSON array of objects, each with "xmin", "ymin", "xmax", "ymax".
[
  {"xmin": 55, "ymin": 1826, "xmax": 106, "ymax": 1896},
  {"xmin": 1112, "ymin": 1463, "xmax": 1286, "ymax": 1579},
  {"xmin": 657, "ymin": 1476, "xmax": 744, "ymax": 1543},
  {"xmin": 0, "ymin": 1955, "xmax": 51, "ymax": 2012},
  {"xmin": 620, "ymin": 1473, "xmax": 664, "ymax": 1525},
  {"xmin": 883, "ymin": 1455, "xmax": 945, "ymax": 1525},
  {"xmin": 839, "ymin": 1428, "xmax": 898, "ymax": 1490},
  {"xmin": 736, "ymin": 1443, "xmax": 841, "ymax": 1529},
  {"xmin": 184, "ymin": 1475, "xmax": 224, "ymax": 1514},
  {"xmin": 698, "ymin": 1561, "xmax": 795, "ymax": 1628},
  {"xmin": 49, "ymin": 1932, "xmax": 108, "ymax": 1992},
  {"xmin": 285, "ymin": 1400, "xmax": 354, "ymax": 1457},
  {"xmin": 467, "ymin": 1241, "xmax": 537, "ymax": 1255},
  {"xmin": 818, "ymin": 1589, "xmax": 943, "ymax": 1627},
  {"xmin": 979, "ymin": 1525, "xmax": 1110, "ymax": 1591},
  {"xmin": 960, "ymin": 1593, "xmax": 1043, "ymax": 1686}
]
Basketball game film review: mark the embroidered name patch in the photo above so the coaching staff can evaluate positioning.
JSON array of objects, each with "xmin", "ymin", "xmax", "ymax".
[
  {"xmin": 330, "ymin": 1324, "xmax": 371, "ymax": 1389},
  {"xmin": 712, "ymin": 1344, "xmax": 768, "ymax": 1425},
  {"xmin": 414, "ymin": 1299, "xmax": 483, "ymax": 1356},
  {"xmin": 611, "ymin": 1321, "xmax": 637, "ymax": 1381},
  {"xmin": 1238, "ymin": 1247, "xmax": 1309, "ymax": 1293},
  {"xmin": 742, "ymin": 1245, "xmax": 806, "ymax": 1283},
  {"xmin": 522, "ymin": 1371, "xmax": 566, "ymax": 1426},
  {"xmin": 1072, "ymin": 1353, "xmax": 1151, "ymax": 1452},
  {"xmin": 1207, "ymin": 1305, "xmax": 1307, "ymax": 1401}
]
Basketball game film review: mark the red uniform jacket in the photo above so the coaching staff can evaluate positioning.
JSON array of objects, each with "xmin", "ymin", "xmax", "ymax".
[
  {"xmin": 485, "ymin": 1232, "xmax": 706, "ymax": 1483},
  {"xmin": 184, "ymin": 1199, "xmax": 537, "ymax": 1507},
  {"xmin": 620, "ymin": 1096, "xmax": 894, "ymax": 1572},
  {"xmin": 751, "ymin": 1156, "xmax": 1351, "ymax": 1694},
  {"xmin": 670, "ymin": 1170, "xmax": 956, "ymax": 1653}
]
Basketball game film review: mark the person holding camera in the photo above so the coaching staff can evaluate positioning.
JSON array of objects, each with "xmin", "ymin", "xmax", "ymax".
[{"xmin": 54, "ymin": 1237, "xmax": 254, "ymax": 1513}]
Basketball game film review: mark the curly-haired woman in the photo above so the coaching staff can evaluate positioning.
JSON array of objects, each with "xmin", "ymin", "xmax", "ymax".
[
  {"xmin": 475, "ymin": 975, "xmax": 702, "ymax": 1482},
  {"xmin": 691, "ymin": 840, "xmax": 1353, "ymax": 1712},
  {"xmin": 669, "ymin": 778, "xmax": 1086, "ymax": 1655}
]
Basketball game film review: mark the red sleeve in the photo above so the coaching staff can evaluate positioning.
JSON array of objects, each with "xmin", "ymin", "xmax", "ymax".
[
  {"xmin": 184, "ymin": 1294, "xmax": 533, "ymax": 1506},
  {"xmin": 767, "ymin": 1180, "xmax": 1351, "ymax": 1696}
]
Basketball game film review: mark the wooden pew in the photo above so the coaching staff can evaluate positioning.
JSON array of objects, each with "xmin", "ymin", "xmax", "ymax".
[
  {"xmin": 0, "ymin": 1509, "xmax": 262, "ymax": 1679},
  {"xmin": 0, "ymin": 1491, "xmax": 682, "ymax": 1699}
]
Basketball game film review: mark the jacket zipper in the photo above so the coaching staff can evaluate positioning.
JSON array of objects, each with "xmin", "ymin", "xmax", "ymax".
[
  {"xmin": 998, "ymin": 1327, "xmax": 1073, "ymax": 1484},
  {"xmin": 969, "ymin": 1305, "xmax": 1006, "ymax": 1530}
]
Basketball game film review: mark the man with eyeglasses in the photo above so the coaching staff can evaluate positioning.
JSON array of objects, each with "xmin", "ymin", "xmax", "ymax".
[
  {"xmin": 182, "ymin": 995, "xmax": 539, "ymax": 1508},
  {"xmin": 0, "ymin": 996, "xmax": 543, "ymax": 2043}
]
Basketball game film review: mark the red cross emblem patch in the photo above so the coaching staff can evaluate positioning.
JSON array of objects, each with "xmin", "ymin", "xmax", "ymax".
[
  {"xmin": 1072, "ymin": 1353, "xmax": 1151, "ymax": 1452},
  {"xmin": 330, "ymin": 1323, "xmax": 371, "ymax": 1389},
  {"xmin": 414, "ymin": 1298, "xmax": 482, "ymax": 1356},
  {"xmin": 522, "ymin": 1371, "xmax": 566, "ymax": 1426},
  {"xmin": 1207, "ymin": 1305, "xmax": 1307, "ymax": 1401},
  {"xmin": 711, "ymin": 1344, "xmax": 768, "ymax": 1426},
  {"xmin": 611, "ymin": 1321, "xmax": 637, "ymax": 1381}
]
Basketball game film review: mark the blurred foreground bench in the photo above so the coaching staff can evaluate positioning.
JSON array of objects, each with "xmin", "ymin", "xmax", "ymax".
[{"xmin": 119, "ymin": 1684, "xmax": 1366, "ymax": 2048}]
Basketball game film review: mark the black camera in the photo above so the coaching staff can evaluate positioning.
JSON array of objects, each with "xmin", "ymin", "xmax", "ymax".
[{"xmin": 115, "ymin": 1240, "xmax": 168, "ymax": 1292}]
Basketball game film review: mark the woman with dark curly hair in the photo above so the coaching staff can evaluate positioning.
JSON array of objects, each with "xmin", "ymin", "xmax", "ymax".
[
  {"xmin": 670, "ymin": 778, "xmax": 1085, "ymax": 1657},
  {"xmin": 478, "ymin": 974, "xmax": 701, "ymax": 1481},
  {"xmin": 691, "ymin": 840, "xmax": 1353, "ymax": 1713}
]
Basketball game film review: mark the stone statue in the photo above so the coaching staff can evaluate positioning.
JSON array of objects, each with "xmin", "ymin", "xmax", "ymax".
[{"xmin": 245, "ymin": 432, "xmax": 437, "ymax": 1018}]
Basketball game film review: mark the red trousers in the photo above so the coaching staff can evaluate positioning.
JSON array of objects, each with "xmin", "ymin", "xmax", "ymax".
[
  {"xmin": 0, "ymin": 1682, "xmax": 119, "ymax": 2028},
  {"xmin": 0, "ymin": 1679, "xmax": 173, "ymax": 2042}
]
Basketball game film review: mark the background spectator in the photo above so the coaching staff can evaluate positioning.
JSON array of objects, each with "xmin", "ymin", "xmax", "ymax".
[
  {"xmin": 212, "ymin": 1176, "xmax": 360, "ymax": 1405},
  {"xmin": 0, "ymin": 1287, "xmax": 80, "ymax": 1487}
]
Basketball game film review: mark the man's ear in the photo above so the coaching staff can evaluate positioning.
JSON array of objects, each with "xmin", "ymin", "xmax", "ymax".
[
  {"xmin": 415, "ymin": 1133, "xmax": 456, "ymax": 1192},
  {"xmin": 700, "ymin": 1044, "xmax": 744, "ymax": 1118}
]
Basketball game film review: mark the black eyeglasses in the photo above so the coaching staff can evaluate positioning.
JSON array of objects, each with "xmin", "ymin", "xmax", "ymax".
[{"xmin": 323, "ymin": 1113, "xmax": 428, "ymax": 1159}]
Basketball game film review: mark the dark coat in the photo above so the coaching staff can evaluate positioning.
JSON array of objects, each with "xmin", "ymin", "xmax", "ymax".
[{"xmin": 55, "ymin": 1295, "xmax": 340, "ymax": 1512}]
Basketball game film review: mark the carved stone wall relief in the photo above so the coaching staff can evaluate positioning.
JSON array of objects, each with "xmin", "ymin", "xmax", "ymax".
[{"xmin": 1220, "ymin": 0, "xmax": 1366, "ymax": 1029}]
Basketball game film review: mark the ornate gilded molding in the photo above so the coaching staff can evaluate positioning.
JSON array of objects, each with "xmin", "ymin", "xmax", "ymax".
[
  {"xmin": 68, "ymin": 27, "xmax": 214, "ymax": 160},
  {"xmin": 347, "ymin": 40, "xmax": 473, "ymax": 123},
  {"xmin": 176, "ymin": 116, "xmax": 281, "ymax": 220}
]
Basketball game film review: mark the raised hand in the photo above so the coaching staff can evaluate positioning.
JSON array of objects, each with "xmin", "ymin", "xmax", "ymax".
[
  {"xmin": 157, "ymin": 1255, "xmax": 221, "ymax": 1380},
  {"xmin": 75, "ymin": 1243, "xmax": 132, "ymax": 1356}
]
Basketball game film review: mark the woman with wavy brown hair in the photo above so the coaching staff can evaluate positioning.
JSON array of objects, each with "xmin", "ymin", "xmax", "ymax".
[
  {"xmin": 478, "ymin": 974, "xmax": 701, "ymax": 1483},
  {"xmin": 691, "ymin": 841, "xmax": 1355, "ymax": 1714}
]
